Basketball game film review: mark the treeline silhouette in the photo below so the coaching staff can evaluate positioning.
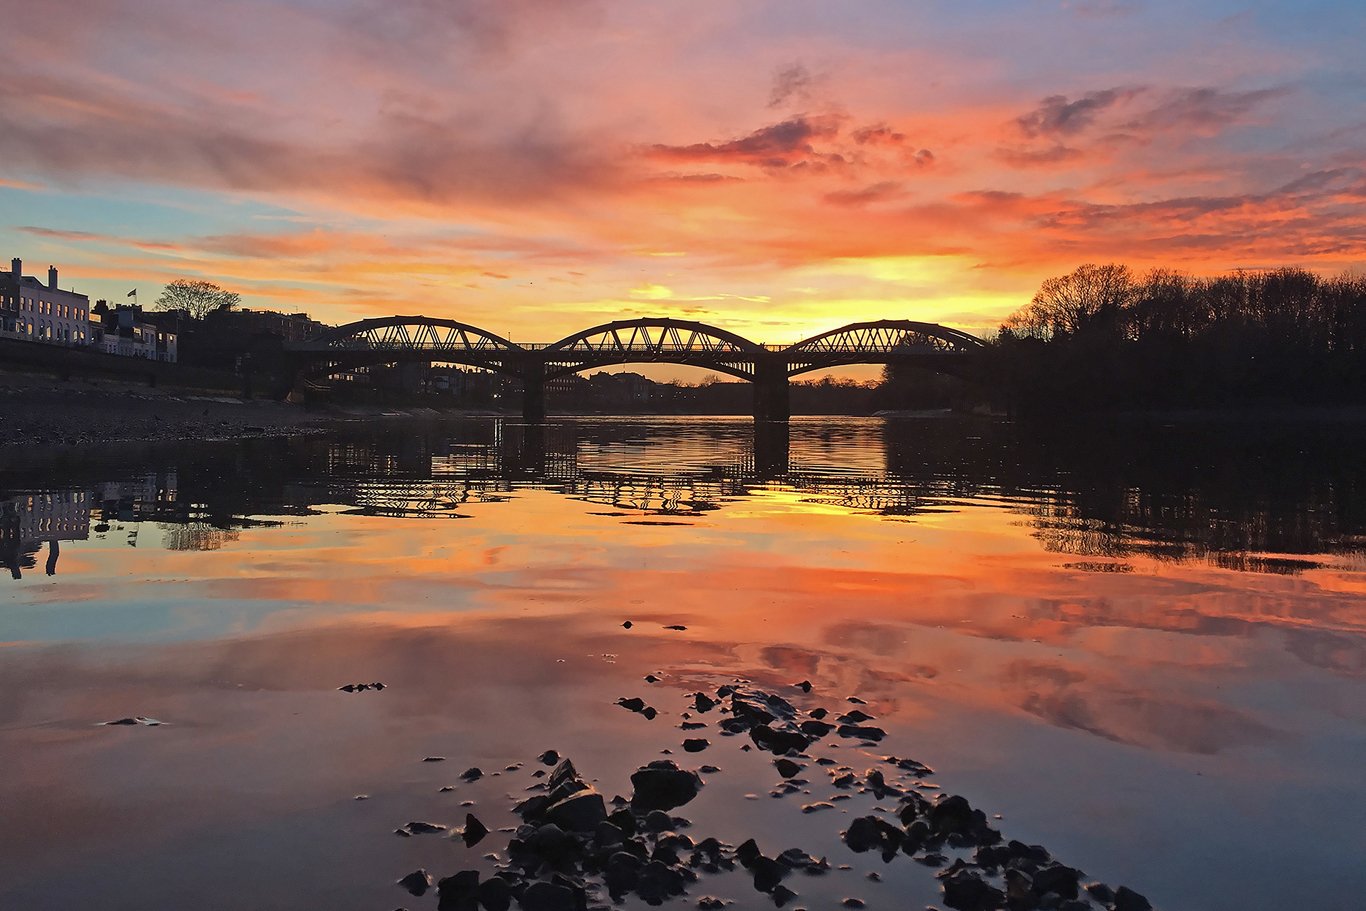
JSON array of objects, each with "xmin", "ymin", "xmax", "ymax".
[{"xmin": 990, "ymin": 264, "xmax": 1366, "ymax": 412}]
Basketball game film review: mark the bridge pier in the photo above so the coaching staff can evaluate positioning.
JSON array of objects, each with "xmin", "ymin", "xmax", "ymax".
[
  {"xmin": 753, "ymin": 360, "xmax": 790, "ymax": 423},
  {"xmin": 521, "ymin": 372, "xmax": 546, "ymax": 422}
]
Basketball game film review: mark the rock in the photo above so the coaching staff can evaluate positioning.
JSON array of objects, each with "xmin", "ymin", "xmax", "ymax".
[
  {"xmin": 476, "ymin": 876, "xmax": 513, "ymax": 911},
  {"xmin": 838, "ymin": 710, "xmax": 874, "ymax": 724},
  {"xmin": 930, "ymin": 795, "xmax": 975, "ymax": 835},
  {"xmin": 731, "ymin": 690, "xmax": 798, "ymax": 725},
  {"xmin": 752, "ymin": 855, "xmax": 784, "ymax": 892},
  {"xmin": 594, "ymin": 820, "xmax": 625, "ymax": 848},
  {"xmin": 683, "ymin": 739, "xmax": 710, "ymax": 752},
  {"xmin": 423, "ymin": 756, "xmax": 446, "ymax": 762},
  {"xmin": 513, "ymin": 795, "xmax": 551, "ymax": 821},
  {"xmin": 643, "ymin": 809, "xmax": 674, "ymax": 831},
  {"xmin": 736, "ymin": 838, "xmax": 762, "ymax": 868},
  {"xmin": 750, "ymin": 724, "xmax": 811, "ymax": 754},
  {"xmin": 808, "ymin": 707, "xmax": 829, "ymax": 720},
  {"xmin": 774, "ymin": 758, "xmax": 803, "ymax": 778},
  {"xmin": 605, "ymin": 851, "xmax": 644, "ymax": 897},
  {"xmin": 941, "ymin": 868, "xmax": 1006, "ymax": 911},
  {"xmin": 836, "ymin": 724, "xmax": 885, "ymax": 741},
  {"xmin": 1085, "ymin": 883, "xmax": 1115, "ymax": 904},
  {"xmin": 436, "ymin": 870, "xmax": 480, "ymax": 911},
  {"xmin": 680, "ymin": 721, "xmax": 707, "ymax": 730},
  {"xmin": 843, "ymin": 816, "xmax": 902, "ymax": 858},
  {"xmin": 847, "ymin": 696, "xmax": 867, "ymax": 704},
  {"xmin": 697, "ymin": 898, "xmax": 727, "ymax": 909},
  {"xmin": 623, "ymin": 620, "xmax": 633, "ymax": 628},
  {"xmin": 618, "ymin": 697, "xmax": 647, "ymax": 712},
  {"xmin": 1032, "ymin": 864, "xmax": 1081, "ymax": 900},
  {"xmin": 397, "ymin": 869, "xmax": 432, "ymax": 896},
  {"xmin": 795, "ymin": 680, "xmax": 813, "ymax": 693},
  {"xmin": 801, "ymin": 802, "xmax": 835, "ymax": 813},
  {"xmin": 1113, "ymin": 886, "xmax": 1153, "ymax": 911},
  {"xmin": 523, "ymin": 823, "xmax": 576, "ymax": 865},
  {"xmin": 842, "ymin": 900, "xmax": 865, "ymax": 909},
  {"xmin": 694, "ymin": 693, "xmax": 717, "ymax": 712},
  {"xmin": 642, "ymin": 706, "xmax": 658, "ymax": 720},
  {"xmin": 699, "ymin": 764, "xmax": 720, "ymax": 774},
  {"xmin": 460, "ymin": 767, "xmax": 483, "ymax": 781},
  {"xmin": 664, "ymin": 624, "xmax": 688, "ymax": 630},
  {"xmin": 772, "ymin": 884, "xmax": 798, "ymax": 906},
  {"xmin": 645, "ymin": 674, "xmax": 660, "ymax": 683},
  {"xmin": 520, "ymin": 881, "xmax": 577, "ymax": 911},
  {"xmin": 546, "ymin": 789, "xmax": 607, "ymax": 833},
  {"xmin": 547, "ymin": 759, "xmax": 580, "ymax": 791},
  {"xmin": 799, "ymin": 720, "xmax": 834, "ymax": 737},
  {"xmin": 396, "ymin": 820, "xmax": 447, "ymax": 836},
  {"xmin": 463, "ymin": 813, "xmax": 489, "ymax": 847},
  {"xmin": 636, "ymin": 859, "xmax": 686, "ymax": 904},
  {"xmin": 538, "ymin": 750, "xmax": 560, "ymax": 765},
  {"xmin": 630, "ymin": 760, "xmax": 703, "ymax": 811}
]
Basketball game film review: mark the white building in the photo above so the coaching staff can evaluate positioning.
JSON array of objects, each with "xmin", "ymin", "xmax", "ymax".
[
  {"xmin": 0, "ymin": 258, "xmax": 91, "ymax": 346},
  {"xmin": 91, "ymin": 303, "xmax": 178, "ymax": 363}
]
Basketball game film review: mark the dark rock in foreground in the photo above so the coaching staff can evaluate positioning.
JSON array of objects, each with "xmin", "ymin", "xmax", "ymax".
[
  {"xmin": 630, "ymin": 760, "xmax": 703, "ymax": 811},
  {"xmin": 397, "ymin": 869, "xmax": 432, "ymax": 896}
]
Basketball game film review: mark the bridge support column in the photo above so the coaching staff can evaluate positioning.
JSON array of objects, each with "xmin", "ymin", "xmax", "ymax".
[
  {"xmin": 753, "ymin": 359, "xmax": 790, "ymax": 423},
  {"xmin": 521, "ymin": 371, "xmax": 546, "ymax": 422}
]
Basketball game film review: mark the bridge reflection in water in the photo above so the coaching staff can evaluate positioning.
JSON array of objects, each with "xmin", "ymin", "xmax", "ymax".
[
  {"xmin": 318, "ymin": 420, "xmax": 957, "ymax": 519},
  {"xmin": 6, "ymin": 417, "xmax": 1363, "ymax": 576}
]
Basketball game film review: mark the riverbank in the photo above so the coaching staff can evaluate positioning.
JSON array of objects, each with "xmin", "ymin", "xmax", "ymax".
[
  {"xmin": 0, "ymin": 374, "xmax": 514, "ymax": 459},
  {"xmin": 0, "ymin": 373, "xmax": 331, "ymax": 450}
]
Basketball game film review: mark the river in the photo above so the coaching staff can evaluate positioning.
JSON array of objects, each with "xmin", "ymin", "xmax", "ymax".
[{"xmin": 1, "ymin": 415, "xmax": 1363, "ymax": 911}]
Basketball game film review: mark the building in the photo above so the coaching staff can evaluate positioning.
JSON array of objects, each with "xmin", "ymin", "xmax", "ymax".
[
  {"xmin": 0, "ymin": 489, "xmax": 91, "ymax": 580},
  {"xmin": 206, "ymin": 307, "xmax": 325, "ymax": 343},
  {"xmin": 0, "ymin": 258, "xmax": 91, "ymax": 346},
  {"xmin": 91, "ymin": 302, "xmax": 178, "ymax": 362}
]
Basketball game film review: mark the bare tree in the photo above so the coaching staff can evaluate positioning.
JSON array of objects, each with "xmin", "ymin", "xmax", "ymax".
[
  {"xmin": 154, "ymin": 279, "xmax": 242, "ymax": 319},
  {"xmin": 1005, "ymin": 263, "xmax": 1135, "ymax": 339}
]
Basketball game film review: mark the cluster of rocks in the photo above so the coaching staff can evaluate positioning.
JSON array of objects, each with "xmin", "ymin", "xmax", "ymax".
[
  {"xmin": 401, "ymin": 755, "xmax": 739, "ymax": 910},
  {"xmin": 390, "ymin": 682, "xmax": 1155, "ymax": 911},
  {"xmin": 337, "ymin": 682, "xmax": 386, "ymax": 692}
]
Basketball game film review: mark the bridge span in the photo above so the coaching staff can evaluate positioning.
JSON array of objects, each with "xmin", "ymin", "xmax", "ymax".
[{"xmin": 283, "ymin": 317, "xmax": 984, "ymax": 421}]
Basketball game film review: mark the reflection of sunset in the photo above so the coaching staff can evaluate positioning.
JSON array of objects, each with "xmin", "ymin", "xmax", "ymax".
[{"xmin": 2, "ymin": 419, "xmax": 1365, "ymax": 910}]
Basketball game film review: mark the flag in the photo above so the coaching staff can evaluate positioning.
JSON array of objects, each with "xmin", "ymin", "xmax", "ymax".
[{"xmin": 127, "ymin": 288, "xmax": 137, "ymax": 297}]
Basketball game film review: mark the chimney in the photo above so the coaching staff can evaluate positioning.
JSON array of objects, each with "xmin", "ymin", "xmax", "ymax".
[
  {"xmin": 10, "ymin": 258, "xmax": 19, "ymax": 279},
  {"xmin": 48, "ymin": 265, "xmax": 58, "ymax": 289}
]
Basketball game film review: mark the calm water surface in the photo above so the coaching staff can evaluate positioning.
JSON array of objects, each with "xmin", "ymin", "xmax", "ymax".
[{"xmin": 2, "ymin": 415, "xmax": 1364, "ymax": 911}]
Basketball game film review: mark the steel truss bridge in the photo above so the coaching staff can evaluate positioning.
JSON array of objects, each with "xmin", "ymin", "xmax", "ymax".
[{"xmin": 283, "ymin": 317, "xmax": 985, "ymax": 420}]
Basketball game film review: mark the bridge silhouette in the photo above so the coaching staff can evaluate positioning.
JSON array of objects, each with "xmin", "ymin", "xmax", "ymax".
[{"xmin": 284, "ymin": 316, "xmax": 984, "ymax": 420}]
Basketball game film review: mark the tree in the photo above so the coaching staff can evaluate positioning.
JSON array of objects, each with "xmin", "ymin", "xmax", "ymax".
[
  {"xmin": 154, "ymin": 279, "xmax": 241, "ymax": 319},
  {"xmin": 1004, "ymin": 263, "xmax": 1135, "ymax": 339}
]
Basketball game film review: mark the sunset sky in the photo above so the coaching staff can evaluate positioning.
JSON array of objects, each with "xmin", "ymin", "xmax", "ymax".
[{"xmin": 2, "ymin": 0, "xmax": 1363, "ymax": 347}]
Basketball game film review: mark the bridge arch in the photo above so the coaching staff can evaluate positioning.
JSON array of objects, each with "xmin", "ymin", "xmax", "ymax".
[
  {"xmin": 309, "ymin": 316, "xmax": 522, "ymax": 354},
  {"xmin": 296, "ymin": 316, "xmax": 527, "ymax": 379},
  {"xmin": 782, "ymin": 319, "xmax": 985, "ymax": 377},
  {"xmin": 539, "ymin": 318, "xmax": 765, "ymax": 381}
]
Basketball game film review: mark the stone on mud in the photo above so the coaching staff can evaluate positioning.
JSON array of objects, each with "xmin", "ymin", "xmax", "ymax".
[
  {"xmin": 630, "ymin": 760, "xmax": 703, "ymax": 812},
  {"xmin": 545, "ymin": 789, "xmax": 607, "ymax": 833}
]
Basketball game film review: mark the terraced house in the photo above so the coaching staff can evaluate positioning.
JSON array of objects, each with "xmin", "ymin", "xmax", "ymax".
[{"xmin": 1, "ymin": 258, "xmax": 90, "ymax": 346}]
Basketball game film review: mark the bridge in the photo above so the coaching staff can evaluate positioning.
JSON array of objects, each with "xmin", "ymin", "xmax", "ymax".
[{"xmin": 283, "ymin": 317, "xmax": 984, "ymax": 421}]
